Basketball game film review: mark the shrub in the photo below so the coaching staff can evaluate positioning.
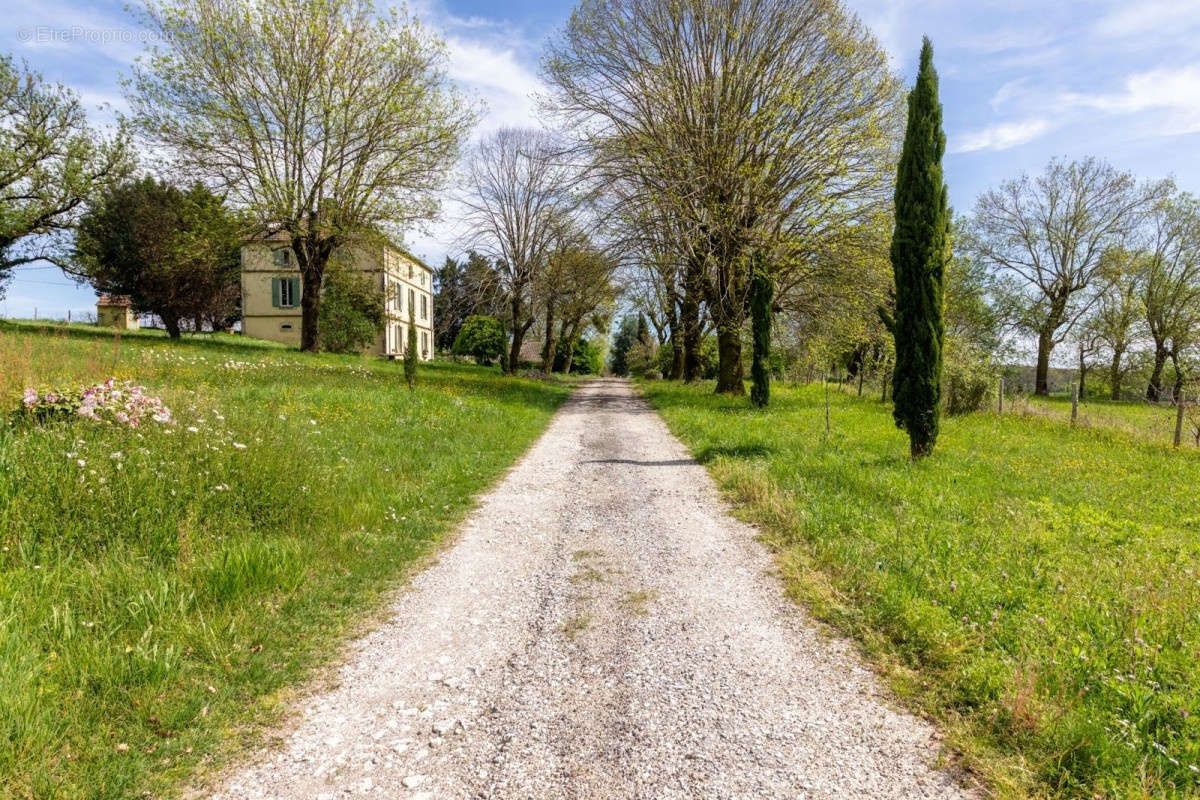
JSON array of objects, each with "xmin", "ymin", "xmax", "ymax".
[
  {"xmin": 318, "ymin": 266, "xmax": 386, "ymax": 354},
  {"xmin": 628, "ymin": 340, "xmax": 657, "ymax": 378},
  {"xmin": 452, "ymin": 315, "xmax": 506, "ymax": 365},
  {"xmin": 552, "ymin": 335, "xmax": 603, "ymax": 374},
  {"xmin": 943, "ymin": 341, "xmax": 997, "ymax": 415}
]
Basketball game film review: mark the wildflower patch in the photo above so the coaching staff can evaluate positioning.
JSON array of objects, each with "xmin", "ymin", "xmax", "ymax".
[{"xmin": 19, "ymin": 378, "xmax": 172, "ymax": 427}]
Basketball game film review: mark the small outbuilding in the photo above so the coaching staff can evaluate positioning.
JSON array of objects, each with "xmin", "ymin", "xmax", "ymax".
[{"xmin": 96, "ymin": 295, "xmax": 139, "ymax": 330}]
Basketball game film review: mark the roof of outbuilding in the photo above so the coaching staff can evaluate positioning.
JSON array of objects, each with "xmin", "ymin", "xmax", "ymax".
[{"xmin": 97, "ymin": 294, "xmax": 132, "ymax": 307}]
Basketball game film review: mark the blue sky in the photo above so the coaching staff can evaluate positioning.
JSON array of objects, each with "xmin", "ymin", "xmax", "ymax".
[{"xmin": 4, "ymin": 0, "xmax": 1200, "ymax": 318}]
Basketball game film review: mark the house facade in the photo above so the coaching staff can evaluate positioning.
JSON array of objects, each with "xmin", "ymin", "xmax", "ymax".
[{"xmin": 241, "ymin": 235, "xmax": 434, "ymax": 359}]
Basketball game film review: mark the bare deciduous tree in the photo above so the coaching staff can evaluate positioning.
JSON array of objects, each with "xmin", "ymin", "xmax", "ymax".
[
  {"xmin": 967, "ymin": 158, "xmax": 1162, "ymax": 395},
  {"xmin": 1083, "ymin": 249, "xmax": 1144, "ymax": 400},
  {"xmin": 544, "ymin": 0, "xmax": 900, "ymax": 394},
  {"xmin": 1138, "ymin": 192, "xmax": 1200, "ymax": 400},
  {"xmin": 128, "ymin": 0, "xmax": 475, "ymax": 350},
  {"xmin": 461, "ymin": 128, "xmax": 582, "ymax": 373}
]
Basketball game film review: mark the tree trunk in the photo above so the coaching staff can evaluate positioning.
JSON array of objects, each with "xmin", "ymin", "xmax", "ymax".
[
  {"xmin": 1034, "ymin": 327, "xmax": 1053, "ymax": 396},
  {"xmin": 669, "ymin": 323, "xmax": 684, "ymax": 380},
  {"xmin": 1109, "ymin": 348, "xmax": 1124, "ymax": 401},
  {"xmin": 910, "ymin": 430, "xmax": 934, "ymax": 459},
  {"xmin": 540, "ymin": 298, "xmax": 555, "ymax": 371},
  {"xmin": 163, "ymin": 316, "xmax": 182, "ymax": 339},
  {"xmin": 1171, "ymin": 351, "xmax": 1185, "ymax": 402},
  {"xmin": 714, "ymin": 323, "xmax": 744, "ymax": 395},
  {"xmin": 681, "ymin": 257, "xmax": 703, "ymax": 381},
  {"xmin": 1147, "ymin": 343, "xmax": 1168, "ymax": 401},
  {"xmin": 1077, "ymin": 347, "xmax": 1087, "ymax": 399},
  {"xmin": 506, "ymin": 293, "xmax": 525, "ymax": 375}
]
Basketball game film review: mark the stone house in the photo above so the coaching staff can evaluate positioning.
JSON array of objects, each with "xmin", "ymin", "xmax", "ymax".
[
  {"xmin": 96, "ymin": 295, "xmax": 139, "ymax": 330},
  {"xmin": 240, "ymin": 234, "xmax": 434, "ymax": 359}
]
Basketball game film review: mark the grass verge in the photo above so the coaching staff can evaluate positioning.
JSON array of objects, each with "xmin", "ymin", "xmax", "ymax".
[
  {"xmin": 641, "ymin": 379, "xmax": 1200, "ymax": 799},
  {"xmin": 0, "ymin": 322, "xmax": 570, "ymax": 799}
]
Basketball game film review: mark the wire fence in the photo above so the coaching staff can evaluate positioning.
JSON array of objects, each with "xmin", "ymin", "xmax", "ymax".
[{"xmin": 827, "ymin": 372, "xmax": 1199, "ymax": 450}]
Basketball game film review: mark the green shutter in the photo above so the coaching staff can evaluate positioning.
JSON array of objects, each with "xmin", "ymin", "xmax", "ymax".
[
  {"xmin": 271, "ymin": 277, "xmax": 280, "ymax": 307},
  {"xmin": 291, "ymin": 278, "xmax": 301, "ymax": 304}
]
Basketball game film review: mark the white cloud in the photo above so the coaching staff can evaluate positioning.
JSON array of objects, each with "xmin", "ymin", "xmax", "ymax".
[
  {"xmin": 952, "ymin": 119, "xmax": 1052, "ymax": 154},
  {"xmin": 1093, "ymin": 0, "xmax": 1200, "ymax": 39},
  {"xmin": 1067, "ymin": 64, "xmax": 1200, "ymax": 136},
  {"xmin": 443, "ymin": 37, "xmax": 545, "ymax": 137}
]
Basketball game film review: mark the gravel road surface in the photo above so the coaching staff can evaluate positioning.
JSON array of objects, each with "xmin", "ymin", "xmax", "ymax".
[{"xmin": 211, "ymin": 378, "xmax": 973, "ymax": 800}]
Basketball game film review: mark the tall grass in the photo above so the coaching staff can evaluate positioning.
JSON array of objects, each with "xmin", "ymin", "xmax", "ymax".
[
  {"xmin": 642, "ymin": 379, "xmax": 1200, "ymax": 799},
  {"xmin": 0, "ymin": 322, "xmax": 569, "ymax": 799}
]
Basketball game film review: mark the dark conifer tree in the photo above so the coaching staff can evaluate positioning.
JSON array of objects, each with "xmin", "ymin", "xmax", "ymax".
[
  {"xmin": 749, "ymin": 254, "xmax": 774, "ymax": 408},
  {"xmin": 891, "ymin": 38, "xmax": 948, "ymax": 458}
]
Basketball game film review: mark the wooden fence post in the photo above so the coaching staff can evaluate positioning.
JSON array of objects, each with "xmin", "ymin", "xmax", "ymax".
[
  {"xmin": 1071, "ymin": 385, "xmax": 1079, "ymax": 427},
  {"xmin": 824, "ymin": 373, "xmax": 831, "ymax": 436},
  {"xmin": 998, "ymin": 377, "xmax": 1004, "ymax": 414}
]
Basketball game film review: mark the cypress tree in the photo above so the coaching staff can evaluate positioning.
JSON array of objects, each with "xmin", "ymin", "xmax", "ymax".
[
  {"xmin": 404, "ymin": 304, "xmax": 419, "ymax": 389},
  {"xmin": 749, "ymin": 253, "xmax": 774, "ymax": 408},
  {"xmin": 891, "ymin": 38, "xmax": 948, "ymax": 459}
]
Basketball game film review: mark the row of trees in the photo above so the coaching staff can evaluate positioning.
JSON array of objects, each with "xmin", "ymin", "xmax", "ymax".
[
  {"xmin": 539, "ymin": 0, "xmax": 902, "ymax": 398},
  {"xmin": 457, "ymin": 128, "xmax": 618, "ymax": 375},
  {"xmin": 962, "ymin": 160, "xmax": 1200, "ymax": 401}
]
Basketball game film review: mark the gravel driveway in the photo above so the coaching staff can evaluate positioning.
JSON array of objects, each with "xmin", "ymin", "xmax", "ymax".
[{"xmin": 211, "ymin": 378, "xmax": 973, "ymax": 800}]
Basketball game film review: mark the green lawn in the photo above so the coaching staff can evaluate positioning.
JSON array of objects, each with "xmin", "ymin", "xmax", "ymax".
[
  {"xmin": 641, "ymin": 379, "xmax": 1200, "ymax": 799},
  {"xmin": 0, "ymin": 322, "xmax": 570, "ymax": 799}
]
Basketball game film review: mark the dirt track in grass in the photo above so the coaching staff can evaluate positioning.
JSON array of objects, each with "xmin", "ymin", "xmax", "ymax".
[{"xmin": 210, "ymin": 378, "xmax": 974, "ymax": 799}]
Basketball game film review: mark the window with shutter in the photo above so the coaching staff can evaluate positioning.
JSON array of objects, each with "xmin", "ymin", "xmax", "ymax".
[
  {"xmin": 421, "ymin": 294, "xmax": 427, "ymax": 320},
  {"xmin": 272, "ymin": 248, "xmax": 289, "ymax": 267}
]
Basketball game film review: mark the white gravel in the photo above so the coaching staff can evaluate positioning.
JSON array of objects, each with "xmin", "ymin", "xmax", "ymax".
[{"xmin": 209, "ymin": 378, "xmax": 974, "ymax": 799}]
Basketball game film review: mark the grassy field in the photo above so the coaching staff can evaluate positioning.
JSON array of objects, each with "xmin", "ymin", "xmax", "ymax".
[
  {"xmin": 1011, "ymin": 394, "xmax": 1196, "ymax": 448},
  {"xmin": 0, "ymin": 321, "xmax": 570, "ymax": 799},
  {"xmin": 641, "ymin": 379, "xmax": 1200, "ymax": 799}
]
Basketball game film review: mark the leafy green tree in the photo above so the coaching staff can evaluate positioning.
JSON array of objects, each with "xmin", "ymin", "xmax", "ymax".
[
  {"xmin": 0, "ymin": 55, "xmax": 132, "ymax": 297},
  {"xmin": 404, "ymin": 305, "xmax": 419, "ymax": 388},
  {"xmin": 609, "ymin": 315, "xmax": 639, "ymax": 376},
  {"xmin": 890, "ymin": 39, "xmax": 948, "ymax": 458},
  {"xmin": 452, "ymin": 315, "xmax": 506, "ymax": 365},
  {"xmin": 71, "ymin": 178, "xmax": 242, "ymax": 338},
  {"xmin": 317, "ymin": 262, "xmax": 386, "ymax": 353},
  {"xmin": 433, "ymin": 251, "xmax": 503, "ymax": 352},
  {"xmin": 129, "ymin": 0, "xmax": 475, "ymax": 351},
  {"xmin": 749, "ymin": 256, "xmax": 774, "ymax": 408}
]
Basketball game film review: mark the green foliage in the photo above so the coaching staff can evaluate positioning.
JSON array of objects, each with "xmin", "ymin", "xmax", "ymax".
[
  {"xmin": 942, "ymin": 340, "xmax": 997, "ymax": 415},
  {"xmin": 628, "ymin": 340, "xmax": 658, "ymax": 378},
  {"xmin": 891, "ymin": 38, "xmax": 948, "ymax": 457},
  {"xmin": 404, "ymin": 305, "xmax": 418, "ymax": 389},
  {"xmin": 643, "ymin": 378, "xmax": 1200, "ymax": 799},
  {"xmin": 434, "ymin": 252, "xmax": 504, "ymax": 352},
  {"xmin": 451, "ymin": 314, "xmax": 506, "ymax": 365},
  {"xmin": 316, "ymin": 263, "xmax": 386, "ymax": 353},
  {"xmin": 0, "ymin": 55, "xmax": 133, "ymax": 295},
  {"xmin": 0, "ymin": 324, "xmax": 567, "ymax": 797},
  {"xmin": 749, "ymin": 258, "xmax": 774, "ymax": 408},
  {"xmin": 552, "ymin": 335, "xmax": 602, "ymax": 375},
  {"xmin": 609, "ymin": 314, "xmax": 639, "ymax": 376},
  {"xmin": 73, "ymin": 178, "xmax": 242, "ymax": 337}
]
